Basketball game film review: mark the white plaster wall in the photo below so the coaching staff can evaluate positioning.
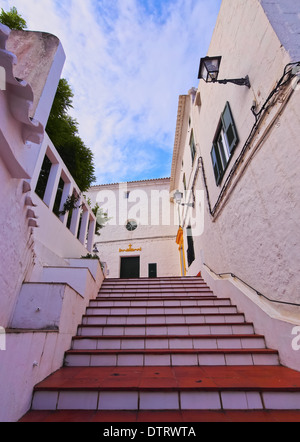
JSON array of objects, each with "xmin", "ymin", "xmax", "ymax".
[
  {"xmin": 1, "ymin": 261, "xmax": 104, "ymax": 422},
  {"xmin": 260, "ymin": 0, "xmax": 300, "ymax": 62},
  {"xmin": 201, "ymin": 91, "xmax": 300, "ymax": 305},
  {"xmin": 0, "ymin": 91, "xmax": 31, "ymax": 179},
  {"xmin": 0, "ymin": 157, "xmax": 35, "ymax": 328},
  {"xmin": 0, "ymin": 330, "xmax": 62, "ymax": 422},
  {"xmin": 29, "ymin": 134, "xmax": 97, "ymax": 277},
  {"xmin": 41, "ymin": 267, "xmax": 93, "ymax": 298},
  {"xmin": 6, "ymin": 30, "xmax": 66, "ymax": 129}
]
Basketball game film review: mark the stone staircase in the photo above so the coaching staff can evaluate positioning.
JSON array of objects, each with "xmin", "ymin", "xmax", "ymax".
[{"xmin": 20, "ymin": 277, "xmax": 300, "ymax": 421}]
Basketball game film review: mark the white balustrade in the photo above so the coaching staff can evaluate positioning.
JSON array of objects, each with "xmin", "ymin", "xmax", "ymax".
[{"xmin": 30, "ymin": 133, "xmax": 96, "ymax": 253}]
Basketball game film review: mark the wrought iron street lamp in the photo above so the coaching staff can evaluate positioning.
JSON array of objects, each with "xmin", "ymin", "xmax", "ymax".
[
  {"xmin": 198, "ymin": 56, "xmax": 251, "ymax": 88},
  {"xmin": 173, "ymin": 190, "xmax": 194, "ymax": 208}
]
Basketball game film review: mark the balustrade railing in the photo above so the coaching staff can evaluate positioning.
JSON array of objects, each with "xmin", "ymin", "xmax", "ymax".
[{"xmin": 30, "ymin": 133, "xmax": 96, "ymax": 254}]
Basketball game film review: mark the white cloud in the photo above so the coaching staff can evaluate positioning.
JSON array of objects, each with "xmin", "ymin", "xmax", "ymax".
[{"xmin": 2, "ymin": 0, "xmax": 221, "ymax": 184}]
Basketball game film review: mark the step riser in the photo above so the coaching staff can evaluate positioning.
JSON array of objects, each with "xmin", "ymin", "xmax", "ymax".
[
  {"xmin": 101, "ymin": 285, "xmax": 210, "ymax": 290},
  {"xmin": 91, "ymin": 299, "xmax": 229, "ymax": 308},
  {"xmin": 72, "ymin": 337, "xmax": 267, "ymax": 351},
  {"xmin": 82, "ymin": 314, "xmax": 245, "ymax": 326},
  {"xmin": 65, "ymin": 353, "xmax": 279, "ymax": 367},
  {"xmin": 99, "ymin": 293, "xmax": 214, "ymax": 299},
  {"xmin": 78, "ymin": 324, "xmax": 254, "ymax": 337},
  {"xmin": 26, "ymin": 275, "xmax": 300, "ymax": 419},
  {"xmin": 103, "ymin": 279, "xmax": 206, "ymax": 283},
  {"xmin": 32, "ymin": 390, "xmax": 300, "ymax": 411},
  {"xmin": 86, "ymin": 306, "xmax": 238, "ymax": 315},
  {"xmin": 100, "ymin": 287, "xmax": 210, "ymax": 292}
]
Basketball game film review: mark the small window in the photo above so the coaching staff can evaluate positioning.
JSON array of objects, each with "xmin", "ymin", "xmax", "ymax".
[
  {"xmin": 124, "ymin": 191, "xmax": 130, "ymax": 199},
  {"xmin": 189, "ymin": 130, "xmax": 196, "ymax": 164},
  {"xmin": 126, "ymin": 219, "xmax": 138, "ymax": 231},
  {"xmin": 211, "ymin": 102, "xmax": 239, "ymax": 186}
]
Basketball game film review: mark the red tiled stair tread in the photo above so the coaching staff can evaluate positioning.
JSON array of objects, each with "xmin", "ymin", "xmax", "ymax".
[
  {"xmin": 99, "ymin": 290, "xmax": 213, "ymax": 294},
  {"xmin": 99, "ymin": 296, "xmax": 215, "ymax": 299},
  {"xmin": 65, "ymin": 348, "xmax": 277, "ymax": 355},
  {"xmin": 77, "ymin": 322, "xmax": 253, "ymax": 336},
  {"xmin": 88, "ymin": 305, "xmax": 234, "ymax": 310},
  {"xmin": 79, "ymin": 321, "xmax": 252, "ymax": 327},
  {"xmin": 99, "ymin": 284, "xmax": 210, "ymax": 288},
  {"xmin": 24, "ymin": 276, "xmax": 300, "ymax": 419},
  {"xmin": 34, "ymin": 366, "xmax": 300, "ymax": 392},
  {"xmin": 91, "ymin": 298, "xmax": 232, "ymax": 305},
  {"xmin": 96, "ymin": 291, "xmax": 218, "ymax": 301},
  {"xmin": 19, "ymin": 409, "xmax": 300, "ymax": 422},
  {"xmin": 97, "ymin": 294, "xmax": 217, "ymax": 297},
  {"xmin": 102, "ymin": 277, "xmax": 206, "ymax": 282},
  {"xmin": 82, "ymin": 313, "xmax": 243, "ymax": 318},
  {"xmin": 72, "ymin": 333, "xmax": 266, "ymax": 340}
]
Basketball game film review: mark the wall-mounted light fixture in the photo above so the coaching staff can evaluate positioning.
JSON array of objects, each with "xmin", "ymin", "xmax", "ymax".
[
  {"xmin": 93, "ymin": 243, "xmax": 100, "ymax": 254},
  {"xmin": 173, "ymin": 190, "xmax": 194, "ymax": 208},
  {"xmin": 198, "ymin": 56, "xmax": 251, "ymax": 88}
]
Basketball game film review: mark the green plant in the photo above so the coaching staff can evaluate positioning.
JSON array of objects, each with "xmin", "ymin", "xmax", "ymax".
[
  {"xmin": 80, "ymin": 253, "xmax": 99, "ymax": 260},
  {"xmin": 0, "ymin": 7, "xmax": 27, "ymax": 30},
  {"xmin": 46, "ymin": 79, "xmax": 96, "ymax": 192},
  {"xmin": 85, "ymin": 199, "xmax": 111, "ymax": 235},
  {"xmin": 59, "ymin": 194, "xmax": 80, "ymax": 216}
]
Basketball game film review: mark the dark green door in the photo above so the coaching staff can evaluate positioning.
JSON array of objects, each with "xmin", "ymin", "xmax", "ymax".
[
  {"xmin": 120, "ymin": 257, "xmax": 140, "ymax": 279},
  {"xmin": 148, "ymin": 263, "xmax": 157, "ymax": 278}
]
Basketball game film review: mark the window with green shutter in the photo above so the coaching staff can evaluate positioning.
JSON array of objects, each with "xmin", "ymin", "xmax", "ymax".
[
  {"xmin": 186, "ymin": 226, "xmax": 195, "ymax": 267},
  {"xmin": 211, "ymin": 143, "xmax": 223, "ymax": 187},
  {"xmin": 211, "ymin": 102, "xmax": 239, "ymax": 186},
  {"xmin": 221, "ymin": 102, "xmax": 239, "ymax": 153},
  {"xmin": 189, "ymin": 130, "xmax": 196, "ymax": 164}
]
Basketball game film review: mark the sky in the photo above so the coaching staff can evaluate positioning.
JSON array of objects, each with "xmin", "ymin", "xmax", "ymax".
[{"xmin": 2, "ymin": 0, "xmax": 222, "ymax": 184}]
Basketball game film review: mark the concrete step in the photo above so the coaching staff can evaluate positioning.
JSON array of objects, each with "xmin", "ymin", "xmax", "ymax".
[
  {"xmin": 77, "ymin": 322, "xmax": 255, "ymax": 337},
  {"xmin": 31, "ymin": 366, "xmax": 300, "ymax": 411},
  {"xmin": 19, "ymin": 409, "xmax": 300, "ymax": 422},
  {"xmin": 98, "ymin": 289, "xmax": 214, "ymax": 297},
  {"xmin": 71, "ymin": 334, "xmax": 268, "ymax": 351},
  {"xmin": 81, "ymin": 313, "xmax": 246, "ymax": 326},
  {"xmin": 64, "ymin": 348, "xmax": 279, "ymax": 367},
  {"xmin": 90, "ymin": 297, "xmax": 231, "ymax": 308},
  {"xmin": 25, "ymin": 276, "xmax": 300, "ymax": 419},
  {"xmin": 86, "ymin": 305, "xmax": 238, "ymax": 316}
]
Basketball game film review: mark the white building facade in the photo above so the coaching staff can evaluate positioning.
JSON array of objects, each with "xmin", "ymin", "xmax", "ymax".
[
  {"xmin": 171, "ymin": 0, "xmax": 300, "ymax": 306},
  {"xmin": 87, "ymin": 178, "xmax": 181, "ymax": 279},
  {"xmin": 170, "ymin": 0, "xmax": 300, "ymax": 370}
]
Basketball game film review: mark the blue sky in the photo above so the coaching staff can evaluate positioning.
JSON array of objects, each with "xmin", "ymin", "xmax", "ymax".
[{"xmin": 2, "ymin": 0, "xmax": 222, "ymax": 184}]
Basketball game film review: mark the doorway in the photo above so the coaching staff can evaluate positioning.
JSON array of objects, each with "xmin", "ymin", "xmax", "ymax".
[
  {"xmin": 120, "ymin": 257, "xmax": 140, "ymax": 279},
  {"xmin": 148, "ymin": 263, "xmax": 157, "ymax": 278}
]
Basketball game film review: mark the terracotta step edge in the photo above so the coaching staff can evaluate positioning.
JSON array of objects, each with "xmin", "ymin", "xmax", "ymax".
[
  {"xmin": 82, "ymin": 313, "xmax": 243, "ymax": 319},
  {"xmin": 78, "ymin": 321, "xmax": 253, "ymax": 328},
  {"xmin": 72, "ymin": 334, "xmax": 266, "ymax": 340},
  {"xmin": 65, "ymin": 348, "xmax": 278, "ymax": 355}
]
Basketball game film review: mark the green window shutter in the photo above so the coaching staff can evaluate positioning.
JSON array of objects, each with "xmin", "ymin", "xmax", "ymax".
[
  {"xmin": 186, "ymin": 226, "xmax": 195, "ymax": 267},
  {"xmin": 211, "ymin": 143, "xmax": 223, "ymax": 186},
  {"xmin": 190, "ymin": 130, "xmax": 196, "ymax": 163},
  {"xmin": 221, "ymin": 102, "xmax": 239, "ymax": 153}
]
